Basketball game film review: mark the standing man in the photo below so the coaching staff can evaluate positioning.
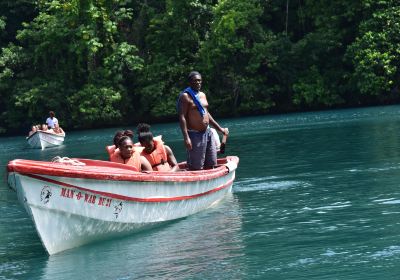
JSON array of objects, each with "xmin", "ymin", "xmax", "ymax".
[
  {"xmin": 177, "ymin": 71, "xmax": 229, "ymax": 170},
  {"xmin": 46, "ymin": 111, "xmax": 59, "ymax": 129}
]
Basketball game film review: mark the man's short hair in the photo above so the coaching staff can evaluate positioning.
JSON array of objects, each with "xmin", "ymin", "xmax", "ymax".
[{"xmin": 188, "ymin": 71, "xmax": 201, "ymax": 81}]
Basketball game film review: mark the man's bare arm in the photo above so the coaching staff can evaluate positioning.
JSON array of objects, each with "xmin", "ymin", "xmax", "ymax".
[{"xmin": 209, "ymin": 113, "xmax": 229, "ymax": 136}]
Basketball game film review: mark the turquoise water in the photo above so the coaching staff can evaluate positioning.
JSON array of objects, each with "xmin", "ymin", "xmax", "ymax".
[{"xmin": 2, "ymin": 106, "xmax": 400, "ymax": 279}]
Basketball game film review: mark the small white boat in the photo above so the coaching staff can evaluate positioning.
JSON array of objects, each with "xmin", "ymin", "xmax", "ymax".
[
  {"xmin": 7, "ymin": 156, "xmax": 239, "ymax": 255},
  {"xmin": 27, "ymin": 131, "xmax": 65, "ymax": 149}
]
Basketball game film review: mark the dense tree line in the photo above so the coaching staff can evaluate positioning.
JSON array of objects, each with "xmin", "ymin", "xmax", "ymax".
[{"xmin": 0, "ymin": 0, "xmax": 399, "ymax": 135}]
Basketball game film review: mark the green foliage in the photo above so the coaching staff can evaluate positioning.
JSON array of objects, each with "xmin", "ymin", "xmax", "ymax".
[
  {"xmin": 0, "ymin": 0, "xmax": 143, "ymax": 132},
  {"xmin": 0, "ymin": 0, "xmax": 37, "ymax": 48},
  {"xmin": 0, "ymin": 44, "xmax": 29, "ymax": 131},
  {"xmin": 68, "ymin": 85, "xmax": 122, "ymax": 128},
  {"xmin": 138, "ymin": 0, "xmax": 214, "ymax": 118},
  {"xmin": 293, "ymin": 66, "xmax": 342, "ymax": 107},
  {"xmin": 1, "ymin": 0, "xmax": 400, "ymax": 135},
  {"xmin": 199, "ymin": 0, "xmax": 277, "ymax": 115},
  {"xmin": 347, "ymin": 3, "xmax": 400, "ymax": 96},
  {"xmin": 283, "ymin": 1, "xmax": 364, "ymax": 109},
  {"xmin": 0, "ymin": 17, "xmax": 5, "ymax": 32},
  {"xmin": 13, "ymin": 79, "xmax": 68, "ymax": 117},
  {"xmin": 0, "ymin": 44, "xmax": 25, "ymax": 82}
]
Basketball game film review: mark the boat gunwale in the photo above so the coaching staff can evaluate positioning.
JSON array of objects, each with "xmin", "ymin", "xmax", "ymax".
[
  {"xmin": 7, "ymin": 156, "xmax": 239, "ymax": 182},
  {"xmin": 27, "ymin": 130, "xmax": 66, "ymax": 141}
]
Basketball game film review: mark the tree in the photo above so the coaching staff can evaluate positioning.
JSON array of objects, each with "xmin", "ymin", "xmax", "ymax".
[
  {"xmin": 199, "ymin": 0, "xmax": 277, "ymax": 116},
  {"xmin": 138, "ymin": 0, "xmax": 215, "ymax": 120},
  {"xmin": 0, "ymin": 0, "xmax": 143, "ymax": 132},
  {"xmin": 286, "ymin": 0, "xmax": 364, "ymax": 109},
  {"xmin": 347, "ymin": 1, "xmax": 400, "ymax": 100}
]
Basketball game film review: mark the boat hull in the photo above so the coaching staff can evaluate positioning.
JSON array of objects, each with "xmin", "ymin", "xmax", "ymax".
[
  {"xmin": 27, "ymin": 131, "xmax": 65, "ymax": 149},
  {"xmin": 7, "ymin": 157, "xmax": 238, "ymax": 254}
]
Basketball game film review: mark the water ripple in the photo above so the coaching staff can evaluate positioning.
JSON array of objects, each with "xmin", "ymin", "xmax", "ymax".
[
  {"xmin": 234, "ymin": 177, "xmax": 311, "ymax": 192},
  {"xmin": 300, "ymin": 201, "xmax": 352, "ymax": 212},
  {"xmin": 370, "ymin": 246, "xmax": 400, "ymax": 259}
]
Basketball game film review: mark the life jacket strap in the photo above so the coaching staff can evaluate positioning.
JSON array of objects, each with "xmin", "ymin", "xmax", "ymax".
[{"xmin": 152, "ymin": 158, "xmax": 166, "ymax": 168}]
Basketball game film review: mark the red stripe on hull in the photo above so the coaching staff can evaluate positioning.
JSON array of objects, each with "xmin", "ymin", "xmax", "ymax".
[{"xmin": 25, "ymin": 174, "xmax": 234, "ymax": 203}]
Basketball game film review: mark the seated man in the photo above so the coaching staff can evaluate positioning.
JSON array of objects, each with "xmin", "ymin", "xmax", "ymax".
[
  {"xmin": 110, "ymin": 136, "xmax": 152, "ymax": 172},
  {"xmin": 137, "ymin": 123, "xmax": 179, "ymax": 172}
]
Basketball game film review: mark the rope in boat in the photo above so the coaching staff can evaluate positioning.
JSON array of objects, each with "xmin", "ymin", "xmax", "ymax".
[{"xmin": 51, "ymin": 156, "xmax": 86, "ymax": 166}]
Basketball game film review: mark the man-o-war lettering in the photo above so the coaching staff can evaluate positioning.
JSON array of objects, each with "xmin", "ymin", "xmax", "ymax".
[{"xmin": 60, "ymin": 187, "xmax": 112, "ymax": 207}]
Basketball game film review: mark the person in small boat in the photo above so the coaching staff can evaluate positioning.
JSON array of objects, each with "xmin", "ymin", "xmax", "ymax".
[
  {"xmin": 110, "ymin": 136, "xmax": 152, "ymax": 172},
  {"xmin": 28, "ymin": 125, "xmax": 37, "ymax": 136},
  {"xmin": 106, "ymin": 130, "xmax": 125, "ymax": 159},
  {"xmin": 106, "ymin": 130, "xmax": 135, "ymax": 159},
  {"xmin": 39, "ymin": 124, "xmax": 48, "ymax": 131},
  {"xmin": 137, "ymin": 123, "xmax": 179, "ymax": 172},
  {"xmin": 113, "ymin": 130, "xmax": 125, "ymax": 145},
  {"xmin": 177, "ymin": 71, "xmax": 229, "ymax": 170},
  {"xmin": 46, "ymin": 111, "xmax": 59, "ymax": 129},
  {"xmin": 53, "ymin": 123, "xmax": 64, "ymax": 134},
  {"xmin": 124, "ymin": 129, "xmax": 134, "ymax": 140}
]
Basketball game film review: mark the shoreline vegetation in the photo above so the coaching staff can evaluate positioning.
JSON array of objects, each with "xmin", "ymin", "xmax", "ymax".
[{"xmin": 1, "ymin": 1, "xmax": 399, "ymax": 136}]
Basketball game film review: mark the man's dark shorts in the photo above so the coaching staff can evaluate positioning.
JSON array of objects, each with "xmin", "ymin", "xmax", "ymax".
[{"xmin": 187, "ymin": 128, "xmax": 217, "ymax": 170}]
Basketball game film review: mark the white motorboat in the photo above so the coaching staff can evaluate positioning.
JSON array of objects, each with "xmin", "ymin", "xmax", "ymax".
[
  {"xmin": 7, "ymin": 156, "xmax": 239, "ymax": 254},
  {"xmin": 26, "ymin": 131, "xmax": 65, "ymax": 149}
]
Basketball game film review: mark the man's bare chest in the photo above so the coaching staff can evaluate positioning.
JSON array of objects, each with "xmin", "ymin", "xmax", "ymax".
[{"xmin": 188, "ymin": 94, "xmax": 208, "ymax": 108}]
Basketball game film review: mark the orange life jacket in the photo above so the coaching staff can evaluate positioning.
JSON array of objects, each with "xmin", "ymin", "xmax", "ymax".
[
  {"xmin": 110, "ymin": 148, "xmax": 142, "ymax": 171},
  {"xmin": 106, "ymin": 144, "xmax": 143, "ymax": 160},
  {"xmin": 141, "ymin": 137, "xmax": 171, "ymax": 171}
]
